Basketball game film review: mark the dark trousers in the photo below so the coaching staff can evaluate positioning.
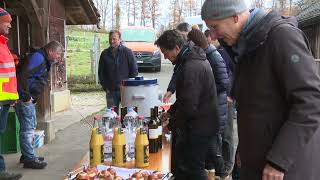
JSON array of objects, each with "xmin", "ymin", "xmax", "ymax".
[
  {"xmin": 106, "ymin": 90, "xmax": 121, "ymax": 109},
  {"xmin": 170, "ymin": 130, "xmax": 176, "ymax": 175},
  {"xmin": 0, "ymin": 104, "xmax": 10, "ymax": 171},
  {"xmin": 222, "ymin": 101, "xmax": 235, "ymax": 170},
  {"xmin": 205, "ymin": 133, "xmax": 226, "ymax": 176},
  {"xmin": 173, "ymin": 128, "xmax": 213, "ymax": 180}
]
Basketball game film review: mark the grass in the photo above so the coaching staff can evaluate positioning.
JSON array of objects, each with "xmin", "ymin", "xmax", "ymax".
[
  {"xmin": 66, "ymin": 28, "xmax": 109, "ymax": 77},
  {"xmin": 66, "ymin": 28, "xmax": 109, "ymax": 91}
]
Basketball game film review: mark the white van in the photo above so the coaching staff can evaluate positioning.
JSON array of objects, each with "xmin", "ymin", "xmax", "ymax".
[{"xmin": 184, "ymin": 15, "xmax": 208, "ymax": 32}]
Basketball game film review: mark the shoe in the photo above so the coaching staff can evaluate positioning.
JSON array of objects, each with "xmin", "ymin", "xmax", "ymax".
[
  {"xmin": 0, "ymin": 171, "xmax": 22, "ymax": 180},
  {"xmin": 23, "ymin": 159, "xmax": 47, "ymax": 169},
  {"xmin": 19, "ymin": 155, "xmax": 44, "ymax": 163}
]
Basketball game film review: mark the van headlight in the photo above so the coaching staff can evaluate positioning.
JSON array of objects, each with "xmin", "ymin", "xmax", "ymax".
[{"xmin": 153, "ymin": 50, "xmax": 161, "ymax": 57}]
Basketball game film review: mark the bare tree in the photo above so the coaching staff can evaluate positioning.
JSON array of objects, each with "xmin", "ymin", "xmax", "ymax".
[
  {"xmin": 115, "ymin": 0, "xmax": 121, "ymax": 30},
  {"xmin": 94, "ymin": 0, "xmax": 110, "ymax": 30},
  {"xmin": 251, "ymin": 0, "xmax": 264, "ymax": 8},
  {"xmin": 170, "ymin": 0, "xmax": 184, "ymax": 28},
  {"xmin": 140, "ymin": 0, "xmax": 149, "ymax": 26},
  {"xmin": 185, "ymin": 0, "xmax": 197, "ymax": 16},
  {"xmin": 278, "ymin": 0, "xmax": 287, "ymax": 13},
  {"xmin": 147, "ymin": 0, "xmax": 160, "ymax": 28}
]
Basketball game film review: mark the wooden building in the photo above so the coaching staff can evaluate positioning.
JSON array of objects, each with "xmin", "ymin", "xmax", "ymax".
[
  {"xmin": 297, "ymin": 1, "xmax": 320, "ymax": 59},
  {"xmin": 1, "ymin": 0, "xmax": 100, "ymax": 142}
]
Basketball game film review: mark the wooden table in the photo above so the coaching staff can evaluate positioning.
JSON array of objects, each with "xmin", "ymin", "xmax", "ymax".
[{"xmin": 65, "ymin": 138, "xmax": 171, "ymax": 179}]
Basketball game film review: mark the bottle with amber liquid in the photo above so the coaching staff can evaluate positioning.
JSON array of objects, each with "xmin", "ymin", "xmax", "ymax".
[{"xmin": 148, "ymin": 108, "xmax": 158, "ymax": 153}]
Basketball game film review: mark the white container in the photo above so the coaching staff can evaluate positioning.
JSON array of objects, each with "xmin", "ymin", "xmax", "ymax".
[
  {"xmin": 121, "ymin": 76, "xmax": 161, "ymax": 118},
  {"xmin": 33, "ymin": 130, "xmax": 45, "ymax": 148}
]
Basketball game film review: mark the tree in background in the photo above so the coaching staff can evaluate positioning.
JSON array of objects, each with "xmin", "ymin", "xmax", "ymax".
[
  {"xmin": 251, "ymin": 0, "xmax": 265, "ymax": 8},
  {"xmin": 115, "ymin": 0, "xmax": 121, "ymax": 30},
  {"xmin": 147, "ymin": 0, "xmax": 160, "ymax": 28},
  {"xmin": 169, "ymin": 0, "xmax": 183, "ymax": 28},
  {"xmin": 185, "ymin": 0, "xmax": 197, "ymax": 16},
  {"xmin": 94, "ymin": 0, "xmax": 110, "ymax": 30}
]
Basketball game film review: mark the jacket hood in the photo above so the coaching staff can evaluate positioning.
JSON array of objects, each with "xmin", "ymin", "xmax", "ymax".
[
  {"xmin": 244, "ymin": 10, "xmax": 298, "ymax": 53},
  {"xmin": 176, "ymin": 41, "xmax": 207, "ymax": 64}
]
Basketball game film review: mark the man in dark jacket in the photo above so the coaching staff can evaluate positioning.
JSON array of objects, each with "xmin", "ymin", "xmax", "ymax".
[
  {"xmin": 162, "ymin": 22, "xmax": 192, "ymax": 103},
  {"xmin": 157, "ymin": 30, "xmax": 220, "ymax": 180},
  {"xmin": 98, "ymin": 30, "xmax": 138, "ymax": 109},
  {"xmin": 202, "ymin": 0, "xmax": 320, "ymax": 180},
  {"xmin": 16, "ymin": 41, "xmax": 63, "ymax": 169}
]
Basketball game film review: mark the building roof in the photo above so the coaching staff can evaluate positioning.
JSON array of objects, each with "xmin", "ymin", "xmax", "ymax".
[
  {"xmin": 297, "ymin": 1, "xmax": 320, "ymax": 27},
  {"xmin": 65, "ymin": 0, "xmax": 100, "ymax": 25}
]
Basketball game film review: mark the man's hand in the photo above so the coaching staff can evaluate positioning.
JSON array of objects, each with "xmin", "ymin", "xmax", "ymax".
[
  {"xmin": 163, "ymin": 91, "xmax": 173, "ymax": 103},
  {"xmin": 160, "ymin": 112, "xmax": 170, "ymax": 133},
  {"xmin": 227, "ymin": 96, "xmax": 233, "ymax": 103},
  {"xmin": 262, "ymin": 163, "xmax": 284, "ymax": 180}
]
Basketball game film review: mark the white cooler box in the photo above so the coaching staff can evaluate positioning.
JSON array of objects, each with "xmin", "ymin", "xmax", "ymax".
[{"xmin": 121, "ymin": 76, "xmax": 161, "ymax": 118}]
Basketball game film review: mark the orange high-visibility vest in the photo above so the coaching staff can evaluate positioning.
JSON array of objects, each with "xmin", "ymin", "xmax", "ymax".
[{"xmin": 0, "ymin": 35, "xmax": 18, "ymax": 101}]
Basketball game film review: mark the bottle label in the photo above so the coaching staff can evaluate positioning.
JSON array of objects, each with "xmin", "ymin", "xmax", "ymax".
[
  {"xmin": 149, "ymin": 129, "xmax": 158, "ymax": 139},
  {"xmin": 157, "ymin": 126, "xmax": 162, "ymax": 135},
  {"xmin": 144, "ymin": 145, "xmax": 149, "ymax": 163},
  {"xmin": 112, "ymin": 147, "xmax": 115, "ymax": 161},
  {"xmin": 101, "ymin": 145, "xmax": 104, "ymax": 163},
  {"xmin": 123, "ymin": 145, "xmax": 127, "ymax": 163},
  {"xmin": 90, "ymin": 148, "xmax": 93, "ymax": 160},
  {"xmin": 118, "ymin": 128, "xmax": 124, "ymax": 134}
]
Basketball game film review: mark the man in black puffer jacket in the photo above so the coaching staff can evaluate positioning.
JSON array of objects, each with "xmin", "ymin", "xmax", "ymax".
[{"xmin": 157, "ymin": 30, "xmax": 220, "ymax": 180}]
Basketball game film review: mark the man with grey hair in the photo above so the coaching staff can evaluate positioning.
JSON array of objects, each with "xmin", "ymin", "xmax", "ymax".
[
  {"xmin": 202, "ymin": 0, "xmax": 320, "ymax": 180},
  {"xmin": 16, "ymin": 40, "xmax": 63, "ymax": 169}
]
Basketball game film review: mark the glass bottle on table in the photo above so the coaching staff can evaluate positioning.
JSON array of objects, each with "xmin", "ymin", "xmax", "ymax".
[
  {"xmin": 135, "ymin": 116, "xmax": 149, "ymax": 168},
  {"xmin": 154, "ymin": 106, "xmax": 162, "ymax": 149},
  {"xmin": 148, "ymin": 108, "xmax": 158, "ymax": 153}
]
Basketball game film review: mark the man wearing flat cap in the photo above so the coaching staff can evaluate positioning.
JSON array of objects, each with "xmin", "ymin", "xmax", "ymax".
[
  {"xmin": 202, "ymin": 0, "xmax": 320, "ymax": 180},
  {"xmin": 0, "ymin": 7, "xmax": 22, "ymax": 180}
]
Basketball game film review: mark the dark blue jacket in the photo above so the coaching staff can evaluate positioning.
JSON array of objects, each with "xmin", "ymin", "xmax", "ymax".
[
  {"xmin": 217, "ymin": 46, "xmax": 234, "ymax": 96},
  {"xmin": 17, "ymin": 49, "xmax": 51, "ymax": 102},
  {"xmin": 205, "ymin": 44, "xmax": 230, "ymax": 132},
  {"xmin": 98, "ymin": 44, "xmax": 138, "ymax": 91}
]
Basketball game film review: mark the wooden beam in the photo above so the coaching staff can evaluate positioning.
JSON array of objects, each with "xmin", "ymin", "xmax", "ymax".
[{"xmin": 20, "ymin": 0, "xmax": 43, "ymax": 27}]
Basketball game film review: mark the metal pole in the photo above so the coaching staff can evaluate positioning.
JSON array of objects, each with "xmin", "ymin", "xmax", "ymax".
[
  {"xmin": 112, "ymin": 0, "xmax": 114, "ymax": 29},
  {"xmin": 17, "ymin": 16, "xmax": 21, "ymax": 55}
]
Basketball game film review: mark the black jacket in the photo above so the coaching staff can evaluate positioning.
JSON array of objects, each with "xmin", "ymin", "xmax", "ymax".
[
  {"xmin": 98, "ymin": 44, "xmax": 138, "ymax": 91},
  {"xmin": 168, "ymin": 43, "xmax": 220, "ymax": 136},
  {"xmin": 230, "ymin": 11, "xmax": 320, "ymax": 180}
]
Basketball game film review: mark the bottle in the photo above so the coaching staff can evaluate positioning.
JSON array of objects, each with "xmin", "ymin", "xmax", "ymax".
[
  {"xmin": 154, "ymin": 106, "xmax": 162, "ymax": 149},
  {"xmin": 123, "ymin": 107, "xmax": 138, "ymax": 161},
  {"xmin": 135, "ymin": 116, "xmax": 149, "ymax": 168},
  {"xmin": 148, "ymin": 108, "xmax": 158, "ymax": 153},
  {"xmin": 102, "ymin": 108, "xmax": 115, "ymax": 161},
  {"xmin": 112, "ymin": 126, "xmax": 126, "ymax": 167},
  {"xmin": 90, "ymin": 127, "xmax": 104, "ymax": 166},
  {"xmin": 120, "ymin": 107, "xmax": 128, "ymax": 126}
]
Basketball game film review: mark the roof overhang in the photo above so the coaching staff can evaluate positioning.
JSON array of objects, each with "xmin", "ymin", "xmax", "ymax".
[{"xmin": 64, "ymin": 0, "xmax": 100, "ymax": 25}]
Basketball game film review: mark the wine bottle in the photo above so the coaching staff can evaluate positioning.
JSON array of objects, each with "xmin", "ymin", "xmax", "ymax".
[{"xmin": 148, "ymin": 108, "xmax": 158, "ymax": 153}]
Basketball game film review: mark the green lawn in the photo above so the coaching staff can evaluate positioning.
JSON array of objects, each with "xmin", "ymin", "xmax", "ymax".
[{"xmin": 66, "ymin": 28, "xmax": 109, "ymax": 77}]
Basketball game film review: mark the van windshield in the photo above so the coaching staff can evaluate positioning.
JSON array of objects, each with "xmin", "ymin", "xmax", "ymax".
[{"xmin": 122, "ymin": 29, "xmax": 155, "ymax": 42}]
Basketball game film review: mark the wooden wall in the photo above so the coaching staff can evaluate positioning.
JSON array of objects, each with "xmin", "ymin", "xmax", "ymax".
[{"xmin": 302, "ymin": 23, "xmax": 320, "ymax": 59}]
